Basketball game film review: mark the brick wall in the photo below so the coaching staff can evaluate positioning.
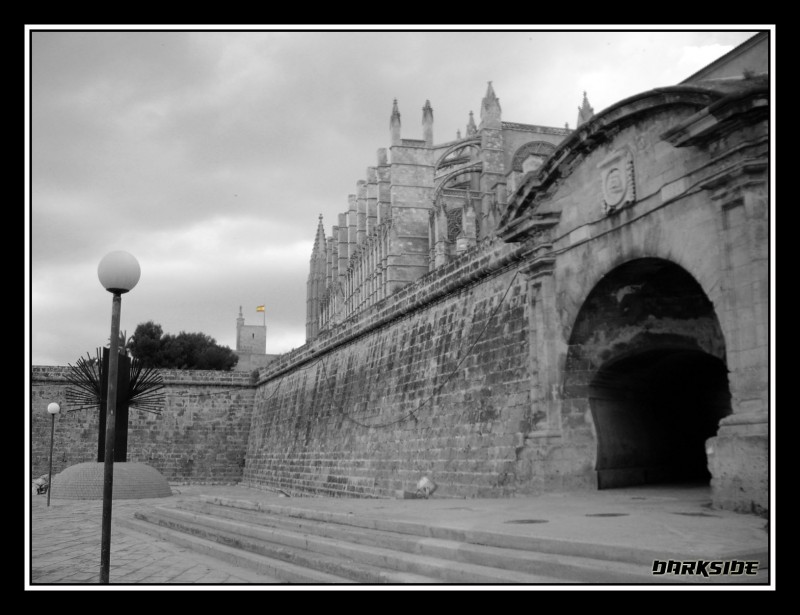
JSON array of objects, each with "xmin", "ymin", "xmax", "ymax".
[{"xmin": 30, "ymin": 366, "xmax": 255, "ymax": 484}]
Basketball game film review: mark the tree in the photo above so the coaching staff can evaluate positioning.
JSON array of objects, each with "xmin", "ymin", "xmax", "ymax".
[
  {"xmin": 127, "ymin": 321, "xmax": 238, "ymax": 370},
  {"xmin": 127, "ymin": 321, "xmax": 164, "ymax": 367},
  {"xmin": 105, "ymin": 329, "xmax": 134, "ymax": 356}
]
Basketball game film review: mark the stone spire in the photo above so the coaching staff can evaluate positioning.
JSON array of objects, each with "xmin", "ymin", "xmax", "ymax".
[
  {"xmin": 307, "ymin": 214, "xmax": 327, "ymax": 342},
  {"xmin": 312, "ymin": 213, "xmax": 326, "ymax": 254},
  {"xmin": 480, "ymin": 81, "xmax": 502, "ymax": 129},
  {"xmin": 390, "ymin": 98, "xmax": 401, "ymax": 145},
  {"xmin": 466, "ymin": 110, "xmax": 477, "ymax": 136},
  {"xmin": 422, "ymin": 99, "xmax": 434, "ymax": 146},
  {"xmin": 576, "ymin": 91, "xmax": 595, "ymax": 127}
]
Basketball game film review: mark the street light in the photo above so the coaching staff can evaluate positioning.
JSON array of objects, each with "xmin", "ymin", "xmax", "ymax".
[
  {"xmin": 46, "ymin": 402, "xmax": 60, "ymax": 507},
  {"xmin": 97, "ymin": 250, "xmax": 140, "ymax": 584}
]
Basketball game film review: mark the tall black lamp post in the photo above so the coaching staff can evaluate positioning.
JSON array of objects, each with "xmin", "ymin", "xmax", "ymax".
[
  {"xmin": 46, "ymin": 402, "xmax": 60, "ymax": 507},
  {"xmin": 97, "ymin": 250, "xmax": 140, "ymax": 584}
]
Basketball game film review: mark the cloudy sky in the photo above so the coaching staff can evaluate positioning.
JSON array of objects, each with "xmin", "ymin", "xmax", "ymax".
[{"xmin": 26, "ymin": 26, "xmax": 766, "ymax": 367}]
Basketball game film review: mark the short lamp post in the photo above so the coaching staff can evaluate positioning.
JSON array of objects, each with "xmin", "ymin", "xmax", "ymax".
[
  {"xmin": 46, "ymin": 402, "xmax": 60, "ymax": 507},
  {"xmin": 97, "ymin": 250, "xmax": 140, "ymax": 584}
]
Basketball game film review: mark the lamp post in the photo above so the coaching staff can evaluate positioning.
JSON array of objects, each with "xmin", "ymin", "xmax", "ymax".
[
  {"xmin": 46, "ymin": 402, "xmax": 60, "ymax": 507},
  {"xmin": 97, "ymin": 250, "xmax": 140, "ymax": 584}
]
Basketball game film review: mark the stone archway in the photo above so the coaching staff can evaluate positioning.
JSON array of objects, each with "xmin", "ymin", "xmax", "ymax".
[
  {"xmin": 590, "ymin": 349, "xmax": 732, "ymax": 488},
  {"xmin": 562, "ymin": 258, "xmax": 732, "ymax": 489}
]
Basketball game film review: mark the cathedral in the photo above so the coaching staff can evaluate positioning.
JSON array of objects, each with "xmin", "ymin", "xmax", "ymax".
[
  {"xmin": 305, "ymin": 83, "xmax": 589, "ymax": 340},
  {"xmin": 289, "ymin": 32, "xmax": 770, "ymax": 510}
]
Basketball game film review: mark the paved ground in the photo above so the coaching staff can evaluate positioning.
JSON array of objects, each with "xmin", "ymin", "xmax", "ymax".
[
  {"xmin": 27, "ymin": 489, "xmax": 282, "ymax": 586},
  {"xmin": 26, "ymin": 482, "xmax": 774, "ymax": 590}
]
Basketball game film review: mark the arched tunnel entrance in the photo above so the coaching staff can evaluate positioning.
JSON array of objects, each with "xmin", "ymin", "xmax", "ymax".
[
  {"xmin": 563, "ymin": 258, "xmax": 733, "ymax": 489},
  {"xmin": 590, "ymin": 349, "xmax": 731, "ymax": 488}
]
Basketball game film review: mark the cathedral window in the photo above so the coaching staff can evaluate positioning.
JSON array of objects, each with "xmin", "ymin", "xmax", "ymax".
[{"xmin": 446, "ymin": 208, "xmax": 463, "ymax": 242}]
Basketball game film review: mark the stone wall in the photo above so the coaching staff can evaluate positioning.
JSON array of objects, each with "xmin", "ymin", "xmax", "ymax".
[
  {"xmin": 30, "ymin": 366, "xmax": 256, "ymax": 484},
  {"xmin": 243, "ymin": 239, "xmax": 540, "ymax": 498}
]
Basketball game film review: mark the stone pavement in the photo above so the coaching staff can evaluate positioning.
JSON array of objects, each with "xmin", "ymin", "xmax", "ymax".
[
  {"xmin": 26, "ymin": 482, "xmax": 774, "ymax": 589},
  {"xmin": 27, "ymin": 489, "xmax": 282, "ymax": 585}
]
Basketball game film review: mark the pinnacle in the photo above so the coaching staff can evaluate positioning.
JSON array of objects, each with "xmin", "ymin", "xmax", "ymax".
[
  {"xmin": 422, "ymin": 99, "xmax": 434, "ymax": 123},
  {"xmin": 576, "ymin": 91, "xmax": 595, "ymax": 127},
  {"xmin": 466, "ymin": 110, "xmax": 477, "ymax": 136},
  {"xmin": 480, "ymin": 82, "xmax": 502, "ymax": 126},
  {"xmin": 313, "ymin": 215, "xmax": 326, "ymax": 252}
]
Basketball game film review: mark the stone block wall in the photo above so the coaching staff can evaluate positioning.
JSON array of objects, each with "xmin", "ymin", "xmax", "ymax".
[
  {"xmin": 243, "ymin": 240, "xmax": 539, "ymax": 498},
  {"xmin": 30, "ymin": 366, "xmax": 256, "ymax": 484},
  {"xmin": 31, "ymin": 366, "xmax": 101, "ymax": 479}
]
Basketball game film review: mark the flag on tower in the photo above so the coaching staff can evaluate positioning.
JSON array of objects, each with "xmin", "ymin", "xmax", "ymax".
[{"xmin": 256, "ymin": 305, "xmax": 265, "ymax": 312}]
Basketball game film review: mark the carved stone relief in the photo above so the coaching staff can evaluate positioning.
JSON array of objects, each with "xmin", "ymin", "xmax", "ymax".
[{"xmin": 598, "ymin": 147, "xmax": 635, "ymax": 214}]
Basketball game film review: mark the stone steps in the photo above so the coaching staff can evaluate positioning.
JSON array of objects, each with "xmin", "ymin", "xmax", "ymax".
[
  {"xmin": 124, "ymin": 506, "xmax": 554, "ymax": 584},
  {"xmin": 118, "ymin": 515, "xmax": 350, "ymax": 584},
  {"xmin": 176, "ymin": 499, "xmax": 658, "ymax": 583},
  {"xmin": 123, "ymin": 504, "xmax": 560, "ymax": 584},
  {"xmin": 120, "ymin": 495, "xmax": 769, "ymax": 585}
]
